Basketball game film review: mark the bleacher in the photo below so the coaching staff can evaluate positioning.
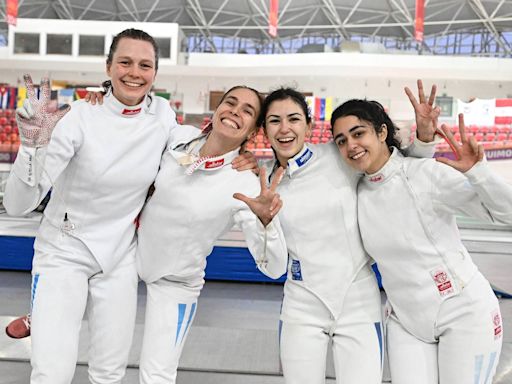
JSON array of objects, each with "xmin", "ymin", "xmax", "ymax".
[
  {"xmin": 244, "ymin": 120, "xmax": 334, "ymax": 158},
  {"xmin": 410, "ymin": 124, "xmax": 512, "ymax": 152},
  {"xmin": 0, "ymin": 109, "xmax": 20, "ymax": 156}
]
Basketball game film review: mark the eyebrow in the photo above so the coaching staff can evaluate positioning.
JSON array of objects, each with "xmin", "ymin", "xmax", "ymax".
[
  {"xmin": 333, "ymin": 124, "xmax": 366, "ymax": 142},
  {"xmin": 225, "ymin": 96, "xmax": 257, "ymax": 113},
  {"xmin": 267, "ymin": 112, "xmax": 303, "ymax": 119}
]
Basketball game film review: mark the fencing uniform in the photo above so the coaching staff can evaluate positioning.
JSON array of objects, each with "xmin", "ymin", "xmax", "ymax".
[
  {"xmin": 3, "ymin": 93, "xmax": 178, "ymax": 384},
  {"xmin": 269, "ymin": 143, "xmax": 383, "ymax": 384},
  {"xmin": 269, "ymin": 138, "xmax": 435, "ymax": 384},
  {"xmin": 136, "ymin": 134, "xmax": 288, "ymax": 384},
  {"xmin": 357, "ymin": 149, "xmax": 512, "ymax": 384}
]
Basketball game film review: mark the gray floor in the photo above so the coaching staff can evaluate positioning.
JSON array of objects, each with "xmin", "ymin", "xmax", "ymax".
[{"xmin": 0, "ymin": 270, "xmax": 511, "ymax": 384}]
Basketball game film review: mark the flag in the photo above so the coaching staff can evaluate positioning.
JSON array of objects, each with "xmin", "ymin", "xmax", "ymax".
[
  {"xmin": 58, "ymin": 89, "xmax": 75, "ymax": 106},
  {"xmin": 269, "ymin": 0, "xmax": 279, "ymax": 38},
  {"xmin": 305, "ymin": 96, "xmax": 315, "ymax": 120},
  {"xmin": 17, "ymin": 86, "xmax": 26, "ymax": 108},
  {"xmin": 6, "ymin": 0, "xmax": 18, "ymax": 26},
  {"xmin": 415, "ymin": 0, "xmax": 424, "ymax": 42},
  {"xmin": 495, "ymin": 99, "xmax": 512, "ymax": 125},
  {"xmin": 324, "ymin": 97, "xmax": 333, "ymax": 122},
  {"xmin": 74, "ymin": 89, "xmax": 89, "ymax": 100}
]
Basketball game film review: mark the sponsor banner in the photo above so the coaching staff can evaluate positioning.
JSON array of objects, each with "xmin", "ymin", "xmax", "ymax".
[
  {"xmin": 269, "ymin": 0, "xmax": 279, "ymax": 38},
  {"xmin": 435, "ymin": 147, "xmax": 512, "ymax": 161},
  {"xmin": 0, "ymin": 151, "xmax": 12, "ymax": 163},
  {"xmin": 415, "ymin": 0, "xmax": 425, "ymax": 42}
]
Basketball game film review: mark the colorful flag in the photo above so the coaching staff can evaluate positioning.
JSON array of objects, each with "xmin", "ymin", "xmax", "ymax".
[
  {"xmin": 58, "ymin": 89, "xmax": 75, "ymax": 106},
  {"xmin": 415, "ymin": 0, "xmax": 425, "ymax": 42},
  {"xmin": 324, "ymin": 97, "xmax": 333, "ymax": 122},
  {"xmin": 269, "ymin": 0, "xmax": 279, "ymax": 38},
  {"xmin": 6, "ymin": 0, "xmax": 18, "ymax": 26},
  {"xmin": 495, "ymin": 99, "xmax": 512, "ymax": 125}
]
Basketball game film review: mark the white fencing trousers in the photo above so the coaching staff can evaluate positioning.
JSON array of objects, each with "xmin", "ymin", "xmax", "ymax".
[
  {"xmin": 280, "ymin": 270, "xmax": 383, "ymax": 384},
  {"xmin": 386, "ymin": 271, "xmax": 502, "ymax": 384},
  {"xmin": 29, "ymin": 225, "xmax": 138, "ymax": 384},
  {"xmin": 139, "ymin": 278, "xmax": 199, "ymax": 384}
]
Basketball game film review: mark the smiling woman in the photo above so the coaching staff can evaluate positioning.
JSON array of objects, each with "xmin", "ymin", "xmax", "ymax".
[
  {"xmin": 2, "ymin": 28, "xmax": 180, "ymax": 384},
  {"xmin": 104, "ymin": 29, "xmax": 159, "ymax": 106},
  {"xmin": 331, "ymin": 98, "xmax": 512, "ymax": 384}
]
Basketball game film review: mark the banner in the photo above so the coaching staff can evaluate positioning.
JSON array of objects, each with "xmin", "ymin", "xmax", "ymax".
[
  {"xmin": 269, "ymin": 0, "xmax": 279, "ymax": 38},
  {"xmin": 6, "ymin": 0, "xmax": 18, "ymax": 26},
  {"xmin": 414, "ymin": 0, "xmax": 424, "ymax": 42}
]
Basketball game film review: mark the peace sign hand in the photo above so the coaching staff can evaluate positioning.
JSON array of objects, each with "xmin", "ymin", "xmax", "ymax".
[
  {"xmin": 17, "ymin": 74, "xmax": 71, "ymax": 148},
  {"xmin": 233, "ymin": 167, "xmax": 285, "ymax": 227},
  {"xmin": 436, "ymin": 113, "xmax": 484, "ymax": 173},
  {"xmin": 405, "ymin": 79, "xmax": 441, "ymax": 143}
]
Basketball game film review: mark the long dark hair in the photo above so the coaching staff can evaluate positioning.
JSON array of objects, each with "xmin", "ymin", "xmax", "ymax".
[
  {"xmin": 330, "ymin": 99, "xmax": 402, "ymax": 151},
  {"xmin": 102, "ymin": 28, "xmax": 159, "ymax": 91}
]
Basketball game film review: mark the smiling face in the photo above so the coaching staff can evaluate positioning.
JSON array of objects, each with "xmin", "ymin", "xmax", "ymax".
[
  {"xmin": 210, "ymin": 87, "xmax": 261, "ymax": 147},
  {"xmin": 106, "ymin": 37, "xmax": 157, "ymax": 106},
  {"xmin": 332, "ymin": 115, "xmax": 390, "ymax": 174},
  {"xmin": 264, "ymin": 98, "xmax": 312, "ymax": 167}
]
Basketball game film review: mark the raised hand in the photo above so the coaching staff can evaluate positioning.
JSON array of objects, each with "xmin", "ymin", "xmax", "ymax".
[
  {"xmin": 233, "ymin": 167, "xmax": 284, "ymax": 226},
  {"xmin": 17, "ymin": 74, "xmax": 71, "ymax": 148},
  {"xmin": 436, "ymin": 113, "xmax": 484, "ymax": 173},
  {"xmin": 84, "ymin": 91, "xmax": 105, "ymax": 105},
  {"xmin": 405, "ymin": 79, "xmax": 441, "ymax": 142}
]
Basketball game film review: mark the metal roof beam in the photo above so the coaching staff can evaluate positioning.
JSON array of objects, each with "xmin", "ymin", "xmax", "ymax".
[{"xmin": 115, "ymin": 0, "xmax": 138, "ymax": 21}]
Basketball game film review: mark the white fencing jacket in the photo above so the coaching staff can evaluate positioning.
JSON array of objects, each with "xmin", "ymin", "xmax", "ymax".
[
  {"xmin": 4, "ymin": 93, "xmax": 177, "ymax": 273},
  {"xmin": 136, "ymin": 134, "xmax": 288, "ymax": 287},
  {"xmin": 357, "ymin": 149, "xmax": 512, "ymax": 342},
  {"xmin": 267, "ymin": 139, "xmax": 436, "ymax": 320}
]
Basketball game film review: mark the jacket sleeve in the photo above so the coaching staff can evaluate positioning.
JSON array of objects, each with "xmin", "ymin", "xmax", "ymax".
[
  {"xmin": 232, "ymin": 207, "xmax": 288, "ymax": 279},
  {"xmin": 431, "ymin": 159, "xmax": 512, "ymax": 225},
  {"xmin": 403, "ymin": 136, "xmax": 440, "ymax": 159},
  {"xmin": 3, "ymin": 110, "xmax": 81, "ymax": 216}
]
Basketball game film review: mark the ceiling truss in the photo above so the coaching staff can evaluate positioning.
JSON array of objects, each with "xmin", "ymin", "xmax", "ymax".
[{"xmin": 0, "ymin": 0, "xmax": 510, "ymax": 56}]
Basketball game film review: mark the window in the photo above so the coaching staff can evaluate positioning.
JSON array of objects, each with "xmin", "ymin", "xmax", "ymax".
[
  {"xmin": 14, "ymin": 33, "xmax": 39, "ymax": 54},
  {"xmin": 155, "ymin": 37, "xmax": 171, "ymax": 59},
  {"xmin": 47, "ymin": 34, "xmax": 72, "ymax": 55},
  {"xmin": 79, "ymin": 35, "xmax": 105, "ymax": 56}
]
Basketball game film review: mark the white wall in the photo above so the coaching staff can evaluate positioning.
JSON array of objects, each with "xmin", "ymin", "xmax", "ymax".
[{"xmin": 0, "ymin": 42, "xmax": 511, "ymax": 122}]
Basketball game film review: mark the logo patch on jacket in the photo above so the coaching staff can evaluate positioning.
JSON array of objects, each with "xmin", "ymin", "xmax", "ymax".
[
  {"xmin": 205, "ymin": 159, "xmax": 224, "ymax": 169},
  {"xmin": 291, "ymin": 259, "xmax": 303, "ymax": 281},
  {"xmin": 122, "ymin": 107, "xmax": 142, "ymax": 115}
]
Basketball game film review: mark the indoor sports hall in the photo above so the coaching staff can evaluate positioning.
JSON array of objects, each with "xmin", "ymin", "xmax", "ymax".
[{"xmin": 0, "ymin": 1, "xmax": 511, "ymax": 383}]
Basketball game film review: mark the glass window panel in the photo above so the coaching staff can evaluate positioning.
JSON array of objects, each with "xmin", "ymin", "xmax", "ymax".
[
  {"xmin": 79, "ymin": 35, "xmax": 105, "ymax": 56},
  {"xmin": 47, "ymin": 34, "xmax": 72, "ymax": 55},
  {"xmin": 14, "ymin": 32, "xmax": 39, "ymax": 54},
  {"xmin": 155, "ymin": 37, "xmax": 171, "ymax": 59}
]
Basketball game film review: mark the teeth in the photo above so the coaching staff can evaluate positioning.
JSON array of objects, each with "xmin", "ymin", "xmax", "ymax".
[
  {"xmin": 222, "ymin": 118, "xmax": 239, "ymax": 129},
  {"xmin": 351, "ymin": 151, "xmax": 365, "ymax": 160},
  {"xmin": 123, "ymin": 81, "xmax": 143, "ymax": 87},
  {"xmin": 278, "ymin": 138, "xmax": 294, "ymax": 143}
]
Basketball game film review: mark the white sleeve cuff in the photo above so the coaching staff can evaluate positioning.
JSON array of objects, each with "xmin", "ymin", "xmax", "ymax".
[{"xmin": 12, "ymin": 145, "xmax": 47, "ymax": 187}]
